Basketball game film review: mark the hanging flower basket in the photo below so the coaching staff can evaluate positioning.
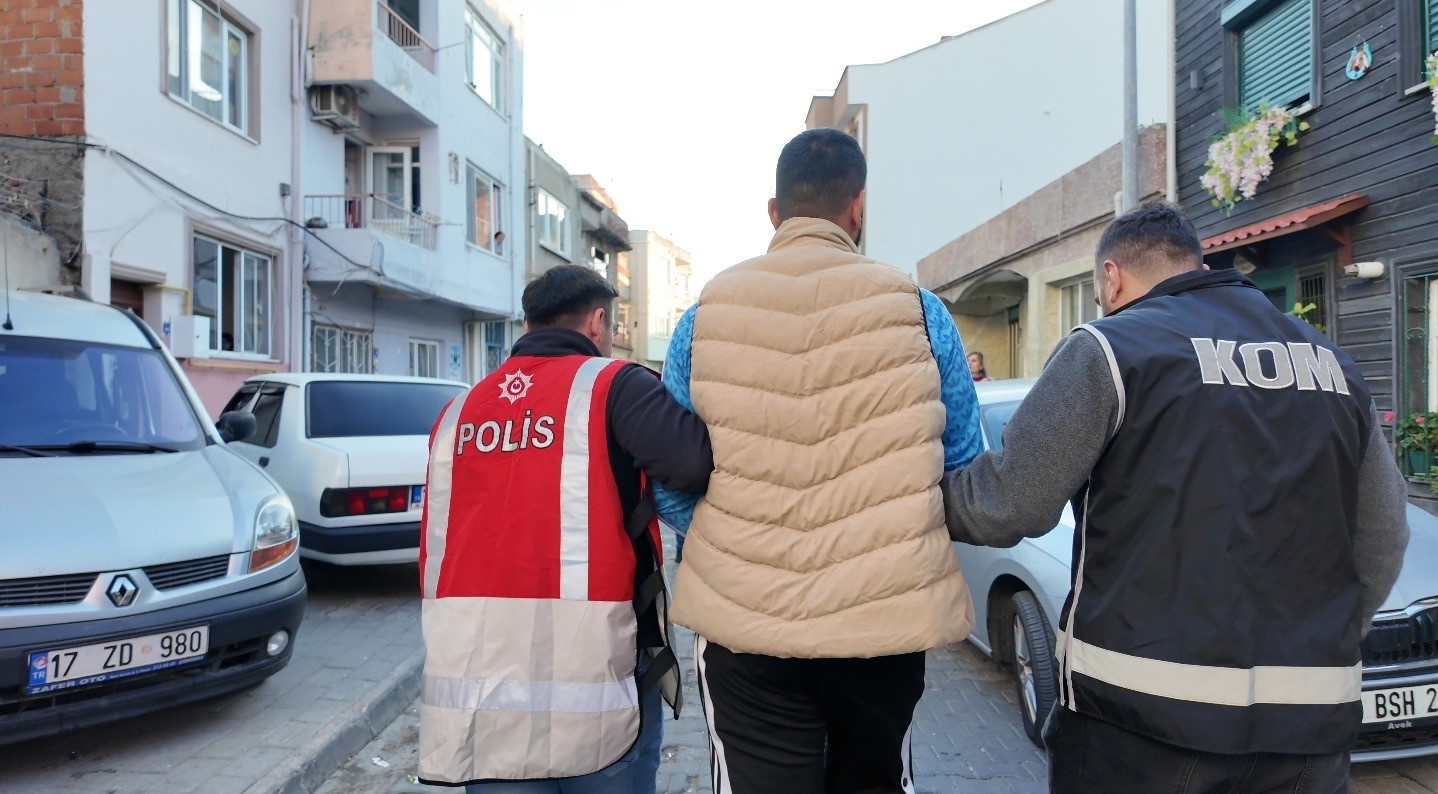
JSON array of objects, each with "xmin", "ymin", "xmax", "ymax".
[
  {"xmin": 1427, "ymin": 52, "xmax": 1438, "ymax": 144},
  {"xmin": 1200, "ymin": 105, "xmax": 1309, "ymax": 215}
]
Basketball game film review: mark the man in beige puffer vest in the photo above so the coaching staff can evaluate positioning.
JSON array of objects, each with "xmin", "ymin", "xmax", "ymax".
[{"xmin": 654, "ymin": 129, "xmax": 984, "ymax": 793}]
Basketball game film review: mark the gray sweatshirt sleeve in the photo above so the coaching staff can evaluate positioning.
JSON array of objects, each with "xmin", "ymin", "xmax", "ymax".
[
  {"xmin": 1353, "ymin": 406, "xmax": 1410, "ymax": 628},
  {"xmin": 941, "ymin": 331, "xmax": 1120, "ymax": 547}
]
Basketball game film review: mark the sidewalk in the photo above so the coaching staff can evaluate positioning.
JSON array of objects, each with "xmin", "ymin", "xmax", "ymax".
[{"xmin": 0, "ymin": 563, "xmax": 423, "ymax": 794}]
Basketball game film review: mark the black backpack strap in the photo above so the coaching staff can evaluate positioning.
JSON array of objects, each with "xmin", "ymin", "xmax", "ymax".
[
  {"xmin": 638, "ymin": 645, "xmax": 680, "ymax": 694},
  {"xmin": 627, "ymin": 485, "xmax": 665, "ymax": 620}
]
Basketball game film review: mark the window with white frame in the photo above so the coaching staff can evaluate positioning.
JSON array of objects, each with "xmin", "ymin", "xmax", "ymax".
[
  {"xmin": 409, "ymin": 339, "xmax": 440, "ymax": 379},
  {"xmin": 1059, "ymin": 278, "xmax": 1098, "ymax": 333},
  {"xmin": 311, "ymin": 325, "xmax": 373, "ymax": 373},
  {"xmin": 466, "ymin": 163, "xmax": 502, "ymax": 252},
  {"xmin": 192, "ymin": 235, "xmax": 271, "ymax": 357},
  {"xmin": 166, "ymin": 0, "xmax": 251, "ymax": 133},
  {"xmin": 464, "ymin": 6, "xmax": 504, "ymax": 110},
  {"xmin": 537, "ymin": 190, "xmax": 570, "ymax": 257}
]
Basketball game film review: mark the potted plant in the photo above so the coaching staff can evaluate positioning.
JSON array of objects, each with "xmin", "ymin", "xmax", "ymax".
[
  {"xmin": 1200, "ymin": 105, "xmax": 1309, "ymax": 214},
  {"xmin": 1427, "ymin": 52, "xmax": 1438, "ymax": 144},
  {"xmin": 1391, "ymin": 411, "xmax": 1438, "ymax": 476}
]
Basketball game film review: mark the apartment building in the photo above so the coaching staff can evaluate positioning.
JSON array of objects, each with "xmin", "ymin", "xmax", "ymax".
[
  {"xmin": 0, "ymin": 0, "xmax": 526, "ymax": 411},
  {"xmin": 302, "ymin": 0, "xmax": 524, "ymax": 383},
  {"xmin": 573, "ymin": 175, "xmax": 634, "ymax": 360},
  {"xmin": 627, "ymin": 230, "xmax": 691, "ymax": 371},
  {"xmin": 807, "ymin": 0, "xmax": 1170, "ymax": 276},
  {"xmin": 1, "ymin": 0, "xmax": 306, "ymax": 413}
]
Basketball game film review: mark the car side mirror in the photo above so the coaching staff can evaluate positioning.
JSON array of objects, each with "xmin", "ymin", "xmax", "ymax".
[{"xmin": 217, "ymin": 411, "xmax": 257, "ymax": 444}]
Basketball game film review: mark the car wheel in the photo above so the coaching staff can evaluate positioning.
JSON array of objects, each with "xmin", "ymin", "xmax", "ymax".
[{"xmin": 1010, "ymin": 590, "xmax": 1058, "ymax": 748}]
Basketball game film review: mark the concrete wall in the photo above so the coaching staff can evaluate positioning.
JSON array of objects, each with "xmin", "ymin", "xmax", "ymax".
[
  {"xmin": 0, "ymin": 215, "xmax": 61, "ymax": 291},
  {"xmin": 811, "ymin": 0, "xmax": 1170, "ymax": 276},
  {"xmin": 310, "ymin": 284, "xmax": 471, "ymax": 380},
  {"xmin": 80, "ymin": 0, "xmax": 303, "ymax": 415},
  {"xmin": 921, "ymin": 126, "xmax": 1168, "ymax": 377}
]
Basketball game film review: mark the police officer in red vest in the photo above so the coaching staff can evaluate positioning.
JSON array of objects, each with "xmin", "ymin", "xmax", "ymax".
[{"xmin": 419, "ymin": 264, "xmax": 712, "ymax": 792}]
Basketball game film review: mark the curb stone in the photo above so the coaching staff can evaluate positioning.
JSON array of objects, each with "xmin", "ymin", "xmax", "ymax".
[{"xmin": 246, "ymin": 650, "xmax": 424, "ymax": 794}]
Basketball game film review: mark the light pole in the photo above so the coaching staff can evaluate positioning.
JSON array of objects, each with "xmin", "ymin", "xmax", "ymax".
[{"xmin": 1122, "ymin": 0, "xmax": 1139, "ymax": 212}]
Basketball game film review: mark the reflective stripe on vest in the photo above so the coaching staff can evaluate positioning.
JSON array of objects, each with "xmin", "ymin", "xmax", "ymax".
[
  {"xmin": 1067, "ymin": 637, "xmax": 1361, "ymax": 707},
  {"xmin": 418, "ymin": 355, "xmax": 642, "ymax": 785}
]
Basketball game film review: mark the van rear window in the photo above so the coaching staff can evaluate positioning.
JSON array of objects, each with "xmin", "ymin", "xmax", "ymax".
[{"xmin": 306, "ymin": 381, "xmax": 464, "ymax": 438}]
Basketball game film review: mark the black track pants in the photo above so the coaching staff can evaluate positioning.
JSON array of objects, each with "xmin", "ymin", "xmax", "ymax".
[
  {"xmin": 694, "ymin": 634, "xmax": 925, "ymax": 794},
  {"xmin": 1045, "ymin": 707, "xmax": 1351, "ymax": 793}
]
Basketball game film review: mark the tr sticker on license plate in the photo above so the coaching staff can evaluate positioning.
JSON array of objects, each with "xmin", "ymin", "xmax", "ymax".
[
  {"xmin": 411, "ymin": 485, "xmax": 424, "ymax": 507},
  {"xmin": 26, "ymin": 625, "xmax": 210, "ymax": 695},
  {"xmin": 1362, "ymin": 682, "xmax": 1438, "ymax": 725}
]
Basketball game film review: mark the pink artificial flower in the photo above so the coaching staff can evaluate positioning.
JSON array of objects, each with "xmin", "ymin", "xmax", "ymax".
[
  {"xmin": 1417, "ymin": 416, "xmax": 1425, "ymax": 424},
  {"xmin": 1385, "ymin": 411, "xmax": 1396, "ymax": 423}
]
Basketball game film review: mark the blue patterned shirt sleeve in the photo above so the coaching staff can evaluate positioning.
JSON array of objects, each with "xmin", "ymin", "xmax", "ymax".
[
  {"xmin": 921, "ymin": 289, "xmax": 983, "ymax": 471},
  {"xmin": 653, "ymin": 304, "xmax": 700, "ymax": 535}
]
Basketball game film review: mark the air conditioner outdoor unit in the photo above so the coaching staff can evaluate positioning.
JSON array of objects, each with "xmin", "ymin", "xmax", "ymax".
[{"xmin": 309, "ymin": 85, "xmax": 360, "ymax": 129}]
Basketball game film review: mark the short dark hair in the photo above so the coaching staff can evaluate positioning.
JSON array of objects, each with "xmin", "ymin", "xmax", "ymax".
[
  {"xmin": 1095, "ymin": 201, "xmax": 1204, "ymax": 276},
  {"xmin": 522, "ymin": 265, "xmax": 617, "ymax": 328},
  {"xmin": 775, "ymin": 129, "xmax": 867, "ymax": 221}
]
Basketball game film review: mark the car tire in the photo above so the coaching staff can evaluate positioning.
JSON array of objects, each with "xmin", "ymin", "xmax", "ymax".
[{"xmin": 1009, "ymin": 590, "xmax": 1058, "ymax": 749}]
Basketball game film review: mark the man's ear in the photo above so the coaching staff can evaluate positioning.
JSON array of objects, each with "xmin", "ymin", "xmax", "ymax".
[
  {"xmin": 849, "ymin": 189, "xmax": 866, "ymax": 231},
  {"xmin": 768, "ymin": 198, "xmax": 781, "ymax": 230},
  {"xmin": 1102, "ymin": 260, "xmax": 1122, "ymax": 303},
  {"xmin": 584, "ymin": 306, "xmax": 606, "ymax": 343}
]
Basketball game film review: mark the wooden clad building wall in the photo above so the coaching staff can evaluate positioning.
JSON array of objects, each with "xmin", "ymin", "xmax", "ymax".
[{"xmin": 1176, "ymin": 0, "xmax": 1438, "ymax": 425}]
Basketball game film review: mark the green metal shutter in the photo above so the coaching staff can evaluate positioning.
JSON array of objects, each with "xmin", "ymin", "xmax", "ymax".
[
  {"xmin": 1238, "ymin": 0, "xmax": 1312, "ymax": 110},
  {"xmin": 1428, "ymin": 0, "xmax": 1438, "ymax": 53}
]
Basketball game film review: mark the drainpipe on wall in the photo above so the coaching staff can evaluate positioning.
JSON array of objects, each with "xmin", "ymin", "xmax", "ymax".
[
  {"xmin": 289, "ymin": 2, "xmax": 309, "ymax": 372},
  {"xmin": 509, "ymin": 20, "xmax": 525, "ymax": 330},
  {"xmin": 1166, "ymin": 0, "xmax": 1179, "ymax": 204}
]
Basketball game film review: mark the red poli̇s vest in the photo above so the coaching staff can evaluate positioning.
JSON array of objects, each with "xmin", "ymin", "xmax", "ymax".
[{"xmin": 418, "ymin": 354, "xmax": 677, "ymax": 785}]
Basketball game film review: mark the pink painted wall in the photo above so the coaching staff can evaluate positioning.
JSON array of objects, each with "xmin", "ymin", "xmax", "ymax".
[{"xmin": 182, "ymin": 363, "xmax": 291, "ymax": 420}]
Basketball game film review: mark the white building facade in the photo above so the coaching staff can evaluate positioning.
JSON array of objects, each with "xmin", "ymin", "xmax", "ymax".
[
  {"xmin": 301, "ymin": 0, "xmax": 524, "ymax": 383},
  {"xmin": 806, "ymin": 0, "xmax": 1171, "ymax": 276},
  {"xmin": 19, "ymin": 0, "xmax": 524, "ymax": 417},
  {"xmin": 79, "ymin": 0, "xmax": 308, "ymax": 412},
  {"xmin": 627, "ymin": 230, "xmax": 691, "ymax": 371}
]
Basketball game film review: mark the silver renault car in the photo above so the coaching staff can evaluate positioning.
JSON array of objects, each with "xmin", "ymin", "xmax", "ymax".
[
  {"xmin": 955, "ymin": 379, "xmax": 1438, "ymax": 761},
  {"xmin": 0, "ymin": 290, "xmax": 306, "ymax": 744}
]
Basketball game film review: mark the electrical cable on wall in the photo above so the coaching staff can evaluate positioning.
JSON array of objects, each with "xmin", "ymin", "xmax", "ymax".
[{"xmin": 0, "ymin": 132, "xmax": 373, "ymax": 273}]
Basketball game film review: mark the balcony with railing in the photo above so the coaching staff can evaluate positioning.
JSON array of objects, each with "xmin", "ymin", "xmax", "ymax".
[
  {"xmin": 376, "ymin": 1, "xmax": 435, "ymax": 72},
  {"xmin": 305, "ymin": 194, "xmax": 439, "ymax": 250},
  {"xmin": 308, "ymin": 0, "xmax": 439, "ymax": 124}
]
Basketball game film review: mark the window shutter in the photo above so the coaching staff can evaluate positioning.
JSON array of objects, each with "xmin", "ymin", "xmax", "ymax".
[
  {"xmin": 1428, "ymin": 0, "xmax": 1438, "ymax": 53},
  {"xmin": 1238, "ymin": 0, "xmax": 1312, "ymax": 110}
]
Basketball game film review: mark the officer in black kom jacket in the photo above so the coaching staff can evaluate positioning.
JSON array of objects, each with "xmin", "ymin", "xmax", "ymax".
[{"xmin": 942, "ymin": 202, "xmax": 1409, "ymax": 792}]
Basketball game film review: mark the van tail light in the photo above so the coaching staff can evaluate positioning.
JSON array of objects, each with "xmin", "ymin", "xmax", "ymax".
[{"xmin": 320, "ymin": 486, "xmax": 415, "ymax": 518}]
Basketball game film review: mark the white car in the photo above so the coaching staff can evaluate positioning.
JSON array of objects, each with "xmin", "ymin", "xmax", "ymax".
[
  {"xmin": 0, "ymin": 290, "xmax": 304, "ymax": 744},
  {"xmin": 955, "ymin": 379, "xmax": 1438, "ymax": 761},
  {"xmin": 221, "ymin": 374, "xmax": 467, "ymax": 566}
]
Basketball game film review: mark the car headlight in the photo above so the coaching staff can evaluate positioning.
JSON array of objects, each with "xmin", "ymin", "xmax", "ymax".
[{"xmin": 250, "ymin": 496, "xmax": 299, "ymax": 573}]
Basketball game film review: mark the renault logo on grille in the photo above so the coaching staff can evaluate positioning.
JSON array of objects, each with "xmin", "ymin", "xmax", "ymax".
[{"xmin": 107, "ymin": 575, "xmax": 139, "ymax": 608}]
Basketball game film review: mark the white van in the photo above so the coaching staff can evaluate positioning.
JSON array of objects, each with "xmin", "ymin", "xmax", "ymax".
[{"xmin": 0, "ymin": 291, "xmax": 306, "ymax": 744}]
